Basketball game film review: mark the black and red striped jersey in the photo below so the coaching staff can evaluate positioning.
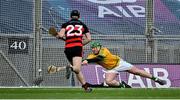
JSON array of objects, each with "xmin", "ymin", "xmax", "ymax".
[{"xmin": 61, "ymin": 18, "xmax": 89, "ymax": 48}]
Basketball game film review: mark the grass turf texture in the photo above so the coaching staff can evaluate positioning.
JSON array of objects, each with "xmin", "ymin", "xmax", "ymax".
[{"xmin": 0, "ymin": 88, "xmax": 179, "ymax": 99}]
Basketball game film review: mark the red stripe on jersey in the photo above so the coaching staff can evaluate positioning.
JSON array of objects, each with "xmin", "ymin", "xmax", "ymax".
[
  {"xmin": 66, "ymin": 37, "xmax": 82, "ymax": 43},
  {"xmin": 65, "ymin": 43, "xmax": 83, "ymax": 48}
]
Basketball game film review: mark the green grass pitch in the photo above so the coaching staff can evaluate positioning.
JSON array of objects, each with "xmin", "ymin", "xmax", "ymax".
[{"xmin": 0, "ymin": 87, "xmax": 179, "ymax": 99}]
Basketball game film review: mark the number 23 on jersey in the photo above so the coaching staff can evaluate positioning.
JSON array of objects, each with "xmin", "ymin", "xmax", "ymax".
[{"xmin": 66, "ymin": 25, "xmax": 83, "ymax": 36}]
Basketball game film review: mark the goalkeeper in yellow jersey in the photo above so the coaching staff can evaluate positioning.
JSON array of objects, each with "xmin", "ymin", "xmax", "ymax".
[{"xmin": 82, "ymin": 41, "xmax": 167, "ymax": 87}]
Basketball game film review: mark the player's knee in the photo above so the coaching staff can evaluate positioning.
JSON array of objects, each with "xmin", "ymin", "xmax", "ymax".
[
  {"xmin": 105, "ymin": 80, "xmax": 113, "ymax": 86},
  {"xmin": 72, "ymin": 67, "xmax": 80, "ymax": 74}
]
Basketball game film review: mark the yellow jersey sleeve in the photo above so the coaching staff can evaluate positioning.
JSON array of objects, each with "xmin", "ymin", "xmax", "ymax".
[{"xmin": 87, "ymin": 47, "xmax": 120, "ymax": 70}]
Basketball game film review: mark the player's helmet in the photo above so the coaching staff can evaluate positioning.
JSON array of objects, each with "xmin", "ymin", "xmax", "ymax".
[
  {"xmin": 90, "ymin": 41, "xmax": 102, "ymax": 48},
  {"xmin": 70, "ymin": 10, "xmax": 80, "ymax": 18}
]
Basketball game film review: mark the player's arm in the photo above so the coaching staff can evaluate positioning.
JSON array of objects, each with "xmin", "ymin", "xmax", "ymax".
[
  {"xmin": 86, "ymin": 55, "xmax": 104, "ymax": 63},
  {"xmin": 82, "ymin": 32, "xmax": 91, "ymax": 45},
  {"xmin": 82, "ymin": 24, "xmax": 91, "ymax": 45},
  {"xmin": 56, "ymin": 23, "xmax": 67, "ymax": 41},
  {"xmin": 57, "ymin": 28, "xmax": 66, "ymax": 41},
  {"xmin": 82, "ymin": 55, "xmax": 104, "ymax": 64}
]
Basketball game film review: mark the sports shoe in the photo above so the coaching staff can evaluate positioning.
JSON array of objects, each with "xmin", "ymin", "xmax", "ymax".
[
  {"xmin": 121, "ymin": 81, "xmax": 132, "ymax": 88},
  {"xmin": 155, "ymin": 78, "xmax": 167, "ymax": 85},
  {"xmin": 82, "ymin": 82, "xmax": 93, "ymax": 92},
  {"xmin": 65, "ymin": 65, "xmax": 72, "ymax": 79}
]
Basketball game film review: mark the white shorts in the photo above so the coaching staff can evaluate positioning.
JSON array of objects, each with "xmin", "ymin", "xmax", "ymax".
[{"xmin": 105, "ymin": 60, "xmax": 133, "ymax": 73}]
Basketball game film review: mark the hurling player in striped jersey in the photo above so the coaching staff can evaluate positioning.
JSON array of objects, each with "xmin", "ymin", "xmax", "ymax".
[{"xmin": 57, "ymin": 10, "xmax": 92, "ymax": 92}]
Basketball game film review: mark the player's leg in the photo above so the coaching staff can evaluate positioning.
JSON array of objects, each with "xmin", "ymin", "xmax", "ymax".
[
  {"xmin": 104, "ymin": 72, "xmax": 129, "ymax": 88},
  {"xmin": 127, "ymin": 66, "xmax": 153, "ymax": 78},
  {"xmin": 72, "ymin": 56, "xmax": 92, "ymax": 92},
  {"xmin": 105, "ymin": 72, "xmax": 119, "ymax": 86},
  {"xmin": 127, "ymin": 66, "xmax": 166, "ymax": 85},
  {"xmin": 65, "ymin": 54, "xmax": 84, "ymax": 82},
  {"xmin": 64, "ymin": 47, "xmax": 92, "ymax": 92},
  {"xmin": 102, "ymin": 61, "xmax": 132, "ymax": 88},
  {"xmin": 117, "ymin": 59, "xmax": 166, "ymax": 85},
  {"xmin": 72, "ymin": 56, "xmax": 86, "ymax": 84}
]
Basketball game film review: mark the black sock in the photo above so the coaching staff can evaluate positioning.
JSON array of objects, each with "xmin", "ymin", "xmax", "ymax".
[
  {"xmin": 151, "ymin": 76, "xmax": 157, "ymax": 81},
  {"xmin": 119, "ymin": 82, "xmax": 124, "ymax": 88}
]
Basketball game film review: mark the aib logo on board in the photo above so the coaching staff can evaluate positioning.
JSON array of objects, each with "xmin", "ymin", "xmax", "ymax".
[
  {"xmin": 87, "ymin": 0, "xmax": 137, "ymax": 4},
  {"xmin": 87, "ymin": 0, "xmax": 145, "ymax": 18}
]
